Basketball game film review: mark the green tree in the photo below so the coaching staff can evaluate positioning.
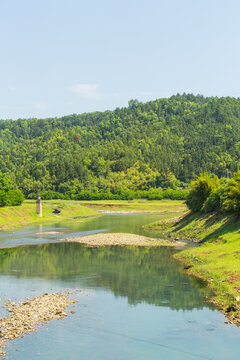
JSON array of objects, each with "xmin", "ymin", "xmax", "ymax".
[
  {"xmin": 186, "ymin": 173, "xmax": 219, "ymax": 212},
  {"xmin": 223, "ymin": 171, "xmax": 240, "ymax": 214}
]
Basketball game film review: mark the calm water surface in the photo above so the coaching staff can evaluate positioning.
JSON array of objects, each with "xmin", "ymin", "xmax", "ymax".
[{"xmin": 0, "ymin": 214, "xmax": 239, "ymax": 359}]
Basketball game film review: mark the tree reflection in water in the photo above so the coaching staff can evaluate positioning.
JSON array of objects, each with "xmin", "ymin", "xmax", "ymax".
[{"xmin": 0, "ymin": 243, "xmax": 212, "ymax": 311}]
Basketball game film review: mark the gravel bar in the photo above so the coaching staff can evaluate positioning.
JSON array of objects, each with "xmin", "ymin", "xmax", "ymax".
[
  {"xmin": 61, "ymin": 233, "xmax": 186, "ymax": 247},
  {"xmin": 0, "ymin": 291, "xmax": 79, "ymax": 357}
]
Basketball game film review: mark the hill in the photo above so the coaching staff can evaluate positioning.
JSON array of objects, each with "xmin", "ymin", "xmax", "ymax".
[{"xmin": 1, "ymin": 94, "xmax": 240, "ymax": 198}]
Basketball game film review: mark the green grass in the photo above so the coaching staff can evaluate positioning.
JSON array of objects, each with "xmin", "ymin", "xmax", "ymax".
[
  {"xmin": 0, "ymin": 200, "xmax": 98, "ymax": 230},
  {"xmin": 80, "ymin": 199, "xmax": 187, "ymax": 213},
  {"xmin": 145, "ymin": 211, "xmax": 240, "ymax": 325},
  {"xmin": 0, "ymin": 199, "xmax": 186, "ymax": 230}
]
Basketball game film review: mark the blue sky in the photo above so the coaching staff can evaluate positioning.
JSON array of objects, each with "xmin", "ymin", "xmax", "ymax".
[{"xmin": 1, "ymin": 0, "xmax": 240, "ymax": 119}]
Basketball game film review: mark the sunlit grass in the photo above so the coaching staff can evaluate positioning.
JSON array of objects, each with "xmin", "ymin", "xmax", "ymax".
[
  {"xmin": 79, "ymin": 199, "xmax": 187, "ymax": 213},
  {"xmin": 0, "ymin": 200, "xmax": 98, "ymax": 230}
]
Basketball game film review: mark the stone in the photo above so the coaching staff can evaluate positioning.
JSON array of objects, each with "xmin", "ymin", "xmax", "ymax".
[
  {"xmin": 226, "ymin": 304, "xmax": 238, "ymax": 312},
  {"xmin": 53, "ymin": 208, "xmax": 61, "ymax": 214}
]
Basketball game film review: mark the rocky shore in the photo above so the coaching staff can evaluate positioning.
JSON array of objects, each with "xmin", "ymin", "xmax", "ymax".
[
  {"xmin": 0, "ymin": 291, "xmax": 79, "ymax": 357},
  {"xmin": 61, "ymin": 232, "xmax": 186, "ymax": 247}
]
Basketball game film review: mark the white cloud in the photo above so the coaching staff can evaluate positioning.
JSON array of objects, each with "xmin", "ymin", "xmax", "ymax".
[{"xmin": 69, "ymin": 83, "xmax": 99, "ymax": 99}]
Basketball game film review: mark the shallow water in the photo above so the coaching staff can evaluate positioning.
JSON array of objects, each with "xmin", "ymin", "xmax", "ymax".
[
  {"xmin": 0, "ymin": 215, "xmax": 239, "ymax": 359},
  {"xmin": 0, "ymin": 213, "xmax": 173, "ymax": 248}
]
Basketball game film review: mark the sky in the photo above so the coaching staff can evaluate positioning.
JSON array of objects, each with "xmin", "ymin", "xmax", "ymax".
[{"xmin": 1, "ymin": 0, "xmax": 240, "ymax": 119}]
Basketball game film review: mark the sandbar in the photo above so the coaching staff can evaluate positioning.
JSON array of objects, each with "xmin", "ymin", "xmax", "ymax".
[{"xmin": 61, "ymin": 232, "xmax": 186, "ymax": 247}]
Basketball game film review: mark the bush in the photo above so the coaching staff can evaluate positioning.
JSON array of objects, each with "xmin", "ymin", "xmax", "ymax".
[
  {"xmin": 202, "ymin": 185, "xmax": 227, "ymax": 213},
  {"xmin": 41, "ymin": 191, "xmax": 69, "ymax": 200},
  {"xmin": 0, "ymin": 189, "xmax": 24, "ymax": 206},
  {"xmin": 146, "ymin": 188, "xmax": 163, "ymax": 200},
  {"xmin": 222, "ymin": 171, "xmax": 240, "ymax": 214},
  {"xmin": 186, "ymin": 173, "xmax": 219, "ymax": 212},
  {"xmin": 163, "ymin": 188, "xmax": 188, "ymax": 200}
]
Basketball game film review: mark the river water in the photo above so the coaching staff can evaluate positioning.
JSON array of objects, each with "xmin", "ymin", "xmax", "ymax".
[{"xmin": 0, "ymin": 214, "xmax": 239, "ymax": 359}]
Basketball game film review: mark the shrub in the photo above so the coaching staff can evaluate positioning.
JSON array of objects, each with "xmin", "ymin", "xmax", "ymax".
[
  {"xmin": 222, "ymin": 171, "xmax": 240, "ymax": 214},
  {"xmin": 0, "ymin": 189, "xmax": 24, "ymax": 206},
  {"xmin": 186, "ymin": 173, "xmax": 219, "ymax": 212},
  {"xmin": 163, "ymin": 188, "xmax": 188, "ymax": 200},
  {"xmin": 202, "ymin": 184, "xmax": 227, "ymax": 213}
]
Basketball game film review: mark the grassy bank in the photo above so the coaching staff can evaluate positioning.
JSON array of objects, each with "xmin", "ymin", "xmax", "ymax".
[
  {"xmin": 0, "ymin": 200, "xmax": 98, "ymax": 230},
  {"xmin": 145, "ymin": 212, "xmax": 240, "ymax": 325},
  {"xmin": 0, "ymin": 199, "xmax": 187, "ymax": 231},
  {"xmin": 80, "ymin": 199, "xmax": 187, "ymax": 214}
]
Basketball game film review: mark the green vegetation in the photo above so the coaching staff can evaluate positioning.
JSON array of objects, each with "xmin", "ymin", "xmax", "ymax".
[
  {"xmin": 80, "ymin": 199, "xmax": 187, "ymax": 213},
  {"xmin": 0, "ymin": 173, "xmax": 24, "ymax": 206},
  {"xmin": 186, "ymin": 171, "xmax": 240, "ymax": 215},
  {"xmin": 1, "ymin": 90, "xmax": 240, "ymax": 321},
  {"xmin": 67, "ymin": 187, "xmax": 188, "ymax": 201},
  {"xmin": 1, "ymin": 94, "xmax": 240, "ymax": 199},
  {"xmin": 186, "ymin": 173, "xmax": 219, "ymax": 212},
  {"xmin": 0, "ymin": 199, "xmax": 186, "ymax": 229},
  {"xmin": 0, "ymin": 200, "xmax": 98, "ymax": 230}
]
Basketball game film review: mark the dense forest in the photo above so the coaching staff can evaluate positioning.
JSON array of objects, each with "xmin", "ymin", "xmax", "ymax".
[{"xmin": 1, "ymin": 93, "xmax": 240, "ymax": 199}]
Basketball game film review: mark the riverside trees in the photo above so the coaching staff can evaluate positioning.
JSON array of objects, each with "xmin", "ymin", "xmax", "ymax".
[{"xmin": 186, "ymin": 171, "xmax": 240, "ymax": 215}]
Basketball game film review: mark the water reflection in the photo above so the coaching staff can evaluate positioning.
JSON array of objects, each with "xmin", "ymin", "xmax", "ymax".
[{"xmin": 0, "ymin": 243, "xmax": 211, "ymax": 310}]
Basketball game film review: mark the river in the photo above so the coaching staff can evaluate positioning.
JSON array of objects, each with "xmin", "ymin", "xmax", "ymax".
[{"xmin": 0, "ymin": 214, "xmax": 239, "ymax": 359}]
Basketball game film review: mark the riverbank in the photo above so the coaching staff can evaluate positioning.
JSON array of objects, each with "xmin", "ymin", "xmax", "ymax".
[
  {"xmin": 145, "ymin": 212, "xmax": 240, "ymax": 326},
  {"xmin": 0, "ymin": 200, "xmax": 98, "ymax": 230},
  {"xmin": 80, "ymin": 199, "xmax": 187, "ymax": 214},
  {"xmin": 61, "ymin": 232, "xmax": 186, "ymax": 247},
  {"xmin": 0, "ymin": 291, "xmax": 79, "ymax": 357},
  {"xmin": 0, "ymin": 199, "xmax": 187, "ymax": 231}
]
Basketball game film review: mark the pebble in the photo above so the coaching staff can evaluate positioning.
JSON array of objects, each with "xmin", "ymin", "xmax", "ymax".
[
  {"xmin": 60, "ymin": 233, "xmax": 186, "ymax": 247},
  {"xmin": 0, "ymin": 290, "xmax": 80, "ymax": 357}
]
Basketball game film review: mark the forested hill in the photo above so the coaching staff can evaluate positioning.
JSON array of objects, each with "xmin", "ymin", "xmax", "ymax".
[{"xmin": 0, "ymin": 93, "xmax": 240, "ymax": 198}]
